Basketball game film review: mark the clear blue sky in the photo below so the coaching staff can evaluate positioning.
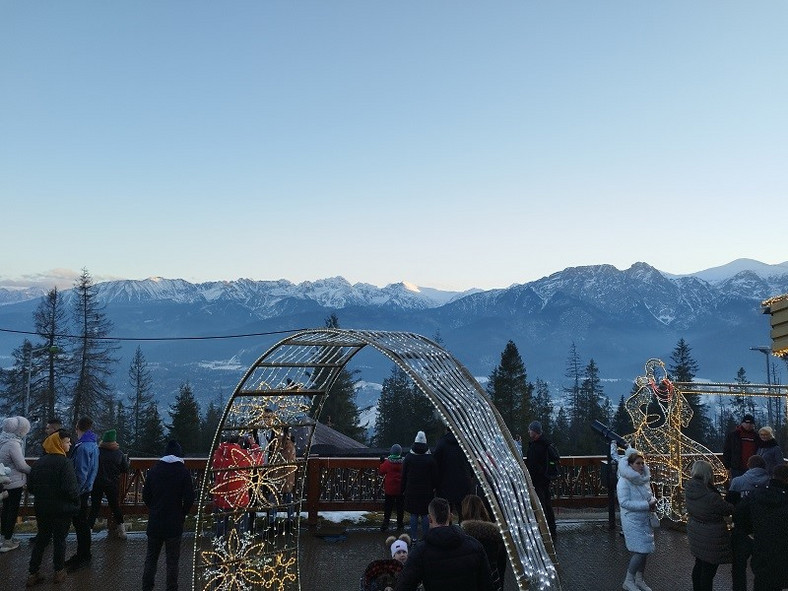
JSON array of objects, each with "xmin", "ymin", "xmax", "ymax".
[{"xmin": 2, "ymin": 2, "xmax": 786, "ymax": 291}]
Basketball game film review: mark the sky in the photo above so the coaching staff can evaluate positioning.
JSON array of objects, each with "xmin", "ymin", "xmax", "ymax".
[{"xmin": 1, "ymin": 2, "xmax": 787, "ymax": 292}]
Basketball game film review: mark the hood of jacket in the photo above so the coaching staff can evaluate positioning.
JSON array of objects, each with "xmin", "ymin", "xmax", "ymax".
[
  {"xmin": 618, "ymin": 460, "xmax": 651, "ymax": 485},
  {"xmin": 684, "ymin": 477, "xmax": 716, "ymax": 502},
  {"xmin": 42, "ymin": 432, "xmax": 67, "ymax": 456},
  {"xmin": 423, "ymin": 524, "xmax": 465, "ymax": 549},
  {"xmin": 410, "ymin": 441, "xmax": 429, "ymax": 455},
  {"xmin": 461, "ymin": 519, "xmax": 500, "ymax": 544}
]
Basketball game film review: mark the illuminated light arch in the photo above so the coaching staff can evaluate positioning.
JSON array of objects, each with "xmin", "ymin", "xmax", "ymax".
[{"xmin": 193, "ymin": 329, "xmax": 561, "ymax": 591}]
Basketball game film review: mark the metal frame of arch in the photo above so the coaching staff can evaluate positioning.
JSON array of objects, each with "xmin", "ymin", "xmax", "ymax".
[{"xmin": 192, "ymin": 329, "xmax": 561, "ymax": 591}]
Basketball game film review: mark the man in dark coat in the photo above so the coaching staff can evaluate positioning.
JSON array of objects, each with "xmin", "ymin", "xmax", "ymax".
[
  {"xmin": 525, "ymin": 421, "xmax": 556, "ymax": 540},
  {"xmin": 433, "ymin": 428, "xmax": 473, "ymax": 517},
  {"xmin": 142, "ymin": 440, "xmax": 195, "ymax": 591},
  {"xmin": 27, "ymin": 430, "xmax": 79, "ymax": 585},
  {"xmin": 733, "ymin": 464, "xmax": 788, "ymax": 591},
  {"xmin": 401, "ymin": 431, "xmax": 438, "ymax": 541},
  {"xmin": 395, "ymin": 497, "xmax": 494, "ymax": 591},
  {"xmin": 722, "ymin": 414, "xmax": 760, "ymax": 480}
]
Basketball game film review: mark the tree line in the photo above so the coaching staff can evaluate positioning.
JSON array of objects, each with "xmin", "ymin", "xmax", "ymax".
[{"xmin": 3, "ymin": 271, "xmax": 785, "ymax": 456}]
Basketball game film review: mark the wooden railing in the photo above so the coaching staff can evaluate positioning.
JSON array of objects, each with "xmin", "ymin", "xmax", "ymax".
[{"xmin": 19, "ymin": 455, "xmax": 612, "ymax": 525}]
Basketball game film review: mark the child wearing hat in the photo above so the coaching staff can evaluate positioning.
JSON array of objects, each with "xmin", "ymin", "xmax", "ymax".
[
  {"xmin": 379, "ymin": 443, "xmax": 405, "ymax": 531},
  {"xmin": 89, "ymin": 429, "xmax": 130, "ymax": 538}
]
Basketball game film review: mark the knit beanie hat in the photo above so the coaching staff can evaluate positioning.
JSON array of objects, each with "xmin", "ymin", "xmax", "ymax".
[
  {"xmin": 390, "ymin": 540, "xmax": 408, "ymax": 557},
  {"xmin": 2, "ymin": 416, "xmax": 31, "ymax": 437},
  {"xmin": 528, "ymin": 421, "xmax": 542, "ymax": 435},
  {"xmin": 102, "ymin": 429, "xmax": 117, "ymax": 443},
  {"xmin": 414, "ymin": 431, "xmax": 427, "ymax": 444},
  {"xmin": 165, "ymin": 440, "xmax": 183, "ymax": 457},
  {"xmin": 390, "ymin": 444, "xmax": 402, "ymax": 456}
]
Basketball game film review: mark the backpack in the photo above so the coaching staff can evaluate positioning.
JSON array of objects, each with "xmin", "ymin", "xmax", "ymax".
[{"xmin": 545, "ymin": 442, "xmax": 561, "ymax": 481}]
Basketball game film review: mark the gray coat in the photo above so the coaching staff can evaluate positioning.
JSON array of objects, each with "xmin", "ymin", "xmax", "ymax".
[
  {"xmin": 684, "ymin": 477, "xmax": 733, "ymax": 564},
  {"xmin": 757, "ymin": 440, "xmax": 784, "ymax": 476}
]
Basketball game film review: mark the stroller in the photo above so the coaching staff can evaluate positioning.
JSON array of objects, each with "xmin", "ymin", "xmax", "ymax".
[{"xmin": 360, "ymin": 559, "xmax": 403, "ymax": 591}]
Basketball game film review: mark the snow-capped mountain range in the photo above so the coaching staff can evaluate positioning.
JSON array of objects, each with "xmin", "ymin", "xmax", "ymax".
[{"xmin": 1, "ymin": 259, "xmax": 786, "ymax": 411}]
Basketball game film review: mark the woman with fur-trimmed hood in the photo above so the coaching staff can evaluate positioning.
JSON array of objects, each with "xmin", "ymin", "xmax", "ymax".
[
  {"xmin": 617, "ymin": 448, "xmax": 657, "ymax": 591},
  {"xmin": 460, "ymin": 494, "xmax": 506, "ymax": 591}
]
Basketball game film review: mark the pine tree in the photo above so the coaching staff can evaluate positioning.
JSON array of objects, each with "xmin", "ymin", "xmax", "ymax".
[
  {"xmin": 137, "ymin": 403, "xmax": 165, "ymax": 457},
  {"xmin": 531, "ymin": 379, "xmax": 554, "ymax": 437},
  {"xmin": 374, "ymin": 365, "xmax": 414, "ymax": 447},
  {"xmin": 612, "ymin": 394, "xmax": 633, "ymax": 437},
  {"xmin": 669, "ymin": 338, "xmax": 712, "ymax": 446},
  {"xmin": 486, "ymin": 340, "xmax": 533, "ymax": 437},
  {"xmin": 200, "ymin": 398, "xmax": 223, "ymax": 453},
  {"xmin": 552, "ymin": 406, "xmax": 571, "ymax": 453},
  {"xmin": 0, "ymin": 341, "xmax": 29, "ymax": 417},
  {"xmin": 127, "ymin": 346, "xmax": 156, "ymax": 455},
  {"xmin": 571, "ymin": 359, "xmax": 609, "ymax": 454},
  {"xmin": 33, "ymin": 288, "xmax": 69, "ymax": 422},
  {"xmin": 168, "ymin": 382, "xmax": 201, "ymax": 455},
  {"xmin": 311, "ymin": 314, "xmax": 365, "ymax": 441},
  {"xmin": 564, "ymin": 343, "xmax": 583, "ymax": 428},
  {"xmin": 70, "ymin": 268, "xmax": 119, "ymax": 425}
]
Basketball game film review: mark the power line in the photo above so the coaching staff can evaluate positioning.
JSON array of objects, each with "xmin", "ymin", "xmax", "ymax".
[{"xmin": 0, "ymin": 326, "xmax": 310, "ymax": 342}]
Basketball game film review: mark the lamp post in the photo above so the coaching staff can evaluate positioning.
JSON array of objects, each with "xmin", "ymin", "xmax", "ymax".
[{"xmin": 751, "ymin": 346, "xmax": 773, "ymax": 425}]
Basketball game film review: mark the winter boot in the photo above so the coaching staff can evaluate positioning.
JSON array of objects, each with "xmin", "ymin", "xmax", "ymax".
[
  {"xmin": 26, "ymin": 572, "xmax": 44, "ymax": 587},
  {"xmin": 115, "ymin": 522, "xmax": 127, "ymax": 539},
  {"xmin": 92, "ymin": 519, "xmax": 106, "ymax": 533},
  {"xmin": 0, "ymin": 538, "xmax": 20, "ymax": 552},
  {"xmin": 634, "ymin": 572, "xmax": 653, "ymax": 591},
  {"xmin": 622, "ymin": 572, "xmax": 639, "ymax": 591}
]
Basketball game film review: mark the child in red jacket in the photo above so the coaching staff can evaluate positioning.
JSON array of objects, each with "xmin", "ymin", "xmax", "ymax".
[{"xmin": 379, "ymin": 444, "xmax": 404, "ymax": 531}]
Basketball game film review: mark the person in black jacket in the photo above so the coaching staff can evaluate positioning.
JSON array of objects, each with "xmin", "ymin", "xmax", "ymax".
[
  {"xmin": 395, "ymin": 497, "xmax": 494, "ymax": 591},
  {"xmin": 433, "ymin": 428, "xmax": 474, "ymax": 518},
  {"xmin": 733, "ymin": 464, "xmax": 788, "ymax": 591},
  {"xmin": 89, "ymin": 429, "xmax": 130, "ymax": 538},
  {"xmin": 27, "ymin": 430, "xmax": 80, "ymax": 585},
  {"xmin": 401, "ymin": 431, "xmax": 438, "ymax": 541},
  {"xmin": 722, "ymin": 414, "xmax": 760, "ymax": 480},
  {"xmin": 142, "ymin": 440, "xmax": 195, "ymax": 591},
  {"xmin": 525, "ymin": 421, "xmax": 556, "ymax": 540}
]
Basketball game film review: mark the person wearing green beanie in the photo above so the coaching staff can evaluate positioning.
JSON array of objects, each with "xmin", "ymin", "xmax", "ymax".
[{"xmin": 88, "ymin": 429, "xmax": 130, "ymax": 539}]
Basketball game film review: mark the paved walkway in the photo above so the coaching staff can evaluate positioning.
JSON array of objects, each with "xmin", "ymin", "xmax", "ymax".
[{"xmin": 0, "ymin": 516, "xmax": 752, "ymax": 590}]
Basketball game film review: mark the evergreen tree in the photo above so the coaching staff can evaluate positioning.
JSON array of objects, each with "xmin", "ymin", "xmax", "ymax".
[
  {"xmin": 612, "ymin": 394, "xmax": 633, "ymax": 437},
  {"xmin": 571, "ymin": 359, "xmax": 609, "ymax": 454},
  {"xmin": 200, "ymin": 398, "xmax": 223, "ymax": 453},
  {"xmin": 127, "ymin": 346, "xmax": 156, "ymax": 455},
  {"xmin": 531, "ymin": 379, "xmax": 554, "ymax": 437},
  {"xmin": 137, "ymin": 403, "xmax": 165, "ymax": 457},
  {"xmin": 564, "ymin": 343, "xmax": 583, "ymax": 428},
  {"xmin": 0, "ymin": 341, "xmax": 30, "ymax": 417},
  {"xmin": 374, "ymin": 365, "xmax": 414, "ymax": 447},
  {"xmin": 310, "ymin": 314, "xmax": 365, "ymax": 441},
  {"xmin": 669, "ymin": 338, "xmax": 712, "ymax": 446},
  {"xmin": 552, "ymin": 406, "xmax": 571, "ymax": 453},
  {"xmin": 70, "ymin": 268, "xmax": 119, "ymax": 425},
  {"xmin": 168, "ymin": 382, "xmax": 201, "ymax": 455},
  {"xmin": 486, "ymin": 340, "xmax": 533, "ymax": 437},
  {"xmin": 33, "ymin": 288, "xmax": 69, "ymax": 422}
]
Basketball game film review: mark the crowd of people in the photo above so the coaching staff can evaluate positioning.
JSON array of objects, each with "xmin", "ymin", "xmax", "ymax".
[
  {"xmin": 4, "ymin": 409, "xmax": 788, "ymax": 590},
  {"xmin": 0, "ymin": 414, "xmax": 192, "ymax": 590},
  {"xmin": 614, "ymin": 413, "xmax": 788, "ymax": 591}
]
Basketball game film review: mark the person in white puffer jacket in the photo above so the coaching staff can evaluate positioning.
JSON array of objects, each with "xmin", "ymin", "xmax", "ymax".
[
  {"xmin": 617, "ymin": 447, "xmax": 657, "ymax": 591},
  {"xmin": 0, "ymin": 416, "xmax": 32, "ymax": 553}
]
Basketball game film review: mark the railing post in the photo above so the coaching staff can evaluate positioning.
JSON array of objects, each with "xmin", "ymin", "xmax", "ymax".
[{"xmin": 305, "ymin": 457, "xmax": 322, "ymax": 528}]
